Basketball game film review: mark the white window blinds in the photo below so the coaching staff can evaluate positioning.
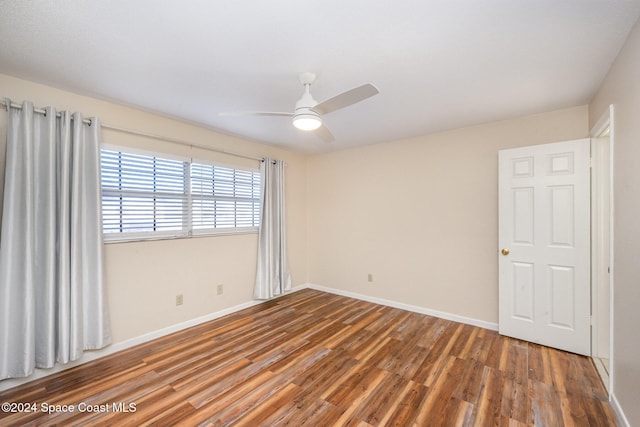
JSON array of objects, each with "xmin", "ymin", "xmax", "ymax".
[
  {"xmin": 100, "ymin": 147, "xmax": 261, "ymax": 242},
  {"xmin": 191, "ymin": 163, "xmax": 261, "ymax": 231}
]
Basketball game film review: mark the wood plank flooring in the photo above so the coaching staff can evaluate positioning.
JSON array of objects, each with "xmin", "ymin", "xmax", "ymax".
[{"xmin": 0, "ymin": 289, "xmax": 616, "ymax": 426}]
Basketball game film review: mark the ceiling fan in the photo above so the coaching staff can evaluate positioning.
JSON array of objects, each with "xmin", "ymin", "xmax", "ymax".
[{"xmin": 221, "ymin": 72, "xmax": 379, "ymax": 142}]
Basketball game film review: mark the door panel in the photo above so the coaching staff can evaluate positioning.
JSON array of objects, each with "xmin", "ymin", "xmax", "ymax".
[
  {"xmin": 548, "ymin": 265, "xmax": 574, "ymax": 329},
  {"xmin": 550, "ymin": 185, "xmax": 575, "ymax": 246},
  {"xmin": 513, "ymin": 188, "xmax": 534, "ymax": 244},
  {"xmin": 499, "ymin": 139, "xmax": 590, "ymax": 355},
  {"xmin": 512, "ymin": 262, "xmax": 534, "ymax": 320}
]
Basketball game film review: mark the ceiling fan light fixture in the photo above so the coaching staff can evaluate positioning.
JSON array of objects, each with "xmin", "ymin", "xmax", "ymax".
[{"xmin": 293, "ymin": 113, "xmax": 322, "ymax": 131}]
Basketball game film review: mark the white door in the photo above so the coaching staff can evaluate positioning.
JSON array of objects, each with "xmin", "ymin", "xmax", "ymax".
[{"xmin": 498, "ymin": 139, "xmax": 590, "ymax": 355}]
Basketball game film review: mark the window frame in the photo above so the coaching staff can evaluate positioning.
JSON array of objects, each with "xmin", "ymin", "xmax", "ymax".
[
  {"xmin": 100, "ymin": 144, "xmax": 261, "ymax": 243},
  {"xmin": 189, "ymin": 156, "xmax": 262, "ymax": 237}
]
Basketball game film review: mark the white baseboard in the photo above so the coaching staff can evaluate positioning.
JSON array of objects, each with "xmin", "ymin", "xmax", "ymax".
[
  {"xmin": 0, "ymin": 283, "xmax": 495, "ymax": 392},
  {"xmin": 304, "ymin": 283, "xmax": 498, "ymax": 331},
  {"xmin": 611, "ymin": 393, "xmax": 630, "ymax": 427},
  {"xmin": 0, "ymin": 297, "xmax": 267, "ymax": 392}
]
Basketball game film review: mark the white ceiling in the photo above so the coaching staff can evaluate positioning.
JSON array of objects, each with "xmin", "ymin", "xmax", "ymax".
[{"xmin": 1, "ymin": 1, "xmax": 639, "ymax": 153}]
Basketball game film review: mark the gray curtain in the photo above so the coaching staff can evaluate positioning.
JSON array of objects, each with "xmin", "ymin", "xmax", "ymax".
[
  {"xmin": 0, "ymin": 100, "xmax": 111, "ymax": 380},
  {"xmin": 254, "ymin": 158, "xmax": 291, "ymax": 299}
]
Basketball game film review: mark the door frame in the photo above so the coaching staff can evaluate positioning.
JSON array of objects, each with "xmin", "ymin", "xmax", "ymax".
[{"xmin": 590, "ymin": 104, "xmax": 615, "ymax": 397}]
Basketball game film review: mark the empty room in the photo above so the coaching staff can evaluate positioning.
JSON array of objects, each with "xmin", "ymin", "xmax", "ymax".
[{"xmin": 1, "ymin": 1, "xmax": 639, "ymax": 425}]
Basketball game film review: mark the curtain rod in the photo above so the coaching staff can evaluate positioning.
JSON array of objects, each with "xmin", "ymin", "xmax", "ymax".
[
  {"xmin": 1, "ymin": 98, "xmax": 263, "ymax": 162},
  {"xmin": 101, "ymin": 124, "xmax": 263, "ymax": 162}
]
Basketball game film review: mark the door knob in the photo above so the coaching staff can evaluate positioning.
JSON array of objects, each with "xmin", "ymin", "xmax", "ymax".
[{"xmin": 501, "ymin": 248, "xmax": 510, "ymax": 256}]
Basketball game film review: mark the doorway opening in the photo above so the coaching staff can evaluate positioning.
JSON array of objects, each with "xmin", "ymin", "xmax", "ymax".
[{"xmin": 590, "ymin": 105, "xmax": 614, "ymax": 395}]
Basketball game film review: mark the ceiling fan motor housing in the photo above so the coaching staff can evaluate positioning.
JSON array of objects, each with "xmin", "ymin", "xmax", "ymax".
[{"xmin": 293, "ymin": 83, "xmax": 322, "ymax": 130}]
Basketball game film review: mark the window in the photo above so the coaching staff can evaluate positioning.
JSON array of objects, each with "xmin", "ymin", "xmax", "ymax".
[
  {"xmin": 191, "ymin": 163, "xmax": 261, "ymax": 230},
  {"xmin": 101, "ymin": 146, "xmax": 261, "ymax": 242}
]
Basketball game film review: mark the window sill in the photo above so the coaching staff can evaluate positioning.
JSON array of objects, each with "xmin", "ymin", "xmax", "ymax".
[{"xmin": 103, "ymin": 228, "xmax": 259, "ymax": 244}]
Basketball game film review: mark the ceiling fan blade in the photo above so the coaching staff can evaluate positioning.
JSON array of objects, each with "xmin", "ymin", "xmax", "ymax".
[
  {"xmin": 219, "ymin": 111, "xmax": 293, "ymax": 117},
  {"xmin": 315, "ymin": 124, "xmax": 335, "ymax": 143},
  {"xmin": 312, "ymin": 83, "xmax": 379, "ymax": 115}
]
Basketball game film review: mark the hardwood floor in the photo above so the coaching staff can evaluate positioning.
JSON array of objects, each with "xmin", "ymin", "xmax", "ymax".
[{"xmin": 0, "ymin": 289, "xmax": 616, "ymax": 426}]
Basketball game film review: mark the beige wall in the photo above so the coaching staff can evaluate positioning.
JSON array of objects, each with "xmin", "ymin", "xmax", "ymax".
[
  {"xmin": 0, "ymin": 73, "xmax": 587, "ymax": 348},
  {"xmin": 590, "ymin": 17, "xmax": 640, "ymax": 426},
  {"xmin": 0, "ymin": 74, "xmax": 308, "ymax": 343},
  {"xmin": 307, "ymin": 106, "xmax": 588, "ymax": 323}
]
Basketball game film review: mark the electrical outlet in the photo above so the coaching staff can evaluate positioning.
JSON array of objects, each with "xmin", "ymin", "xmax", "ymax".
[
  {"xmin": 368, "ymin": 273, "xmax": 373, "ymax": 283},
  {"xmin": 217, "ymin": 284, "xmax": 224, "ymax": 295},
  {"xmin": 176, "ymin": 294, "xmax": 183, "ymax": 306}
]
